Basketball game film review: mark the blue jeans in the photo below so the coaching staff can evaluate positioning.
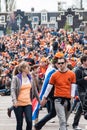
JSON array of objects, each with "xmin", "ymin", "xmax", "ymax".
[
  {"xmin": 0, "ymin": 89, "xmax": 10, "ymax": 95},
  {"xmin": 72, "ymin": 103, "xmax": 82, "ymax": 128},
  {"xmin": 0, "ymin": 89, "xmax": 6, "ymax": 93},
  {"xmin": 72, "ymin": 92, "xmax": 85, "ymax": 128},
  {"xmin": 35, "ymin": 98, "xmax": 56, "ymax": 130},
  {"xmin": 71, "ymin": 99, "xmax": 80, "ymax": 112},
  {"xmin": 13, "ymin": 105, "xmax": 32, "ymax": 130}
]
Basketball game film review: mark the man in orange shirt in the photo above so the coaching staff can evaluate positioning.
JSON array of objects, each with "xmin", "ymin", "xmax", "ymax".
[{"xmin": 41, "ymin": 57, "xmax": 76, "ymax": 130}]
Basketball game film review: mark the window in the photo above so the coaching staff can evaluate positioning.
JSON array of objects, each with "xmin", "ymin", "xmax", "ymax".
[
  {"xmin": 7, "ymin": 15, "xmax": 10, "ymax": 21},
  {"xmin": 0, "ymin": 15, "xmax": 5, "ymax": 23},
  {"xmin": 41, "ymin": 12, "xmax": 47, "ymax": 23},
  {"xmin": 33, "ymin": 17, "xmax": 39, "ymax": 22},
  {"xmin": 67, "ymin": 15, "xmax": 73, "ymax": 26},
  {"xmin": 50, "ymin": 17, "xmax": 56, "ymax": 22},
  {"xmin": 49, "ymin": 24, "xmax": 55, "ymax": 28},
  {"xmin": 28, "ymin": 16, "xmax": 32, "ymax": 21}
]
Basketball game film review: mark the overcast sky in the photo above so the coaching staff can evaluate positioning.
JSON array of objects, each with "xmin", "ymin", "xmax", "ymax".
[
  {"xmin": 16, "ymin": 0, "xmax": 87, "ymax": 12},
  {"xmin": 16, "ymin": 0, "xmax": 73, "ymax": 12}
]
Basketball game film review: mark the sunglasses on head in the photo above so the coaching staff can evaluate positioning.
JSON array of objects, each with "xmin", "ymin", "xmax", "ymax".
[{"xmin": 58, "ymin": 62, "xmax": 65, "ymax": 65}]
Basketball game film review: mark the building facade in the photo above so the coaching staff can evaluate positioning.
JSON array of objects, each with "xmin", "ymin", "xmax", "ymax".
[{"xmin": 0, "ymin": 8, "xmax": 87, "ymax": 35}]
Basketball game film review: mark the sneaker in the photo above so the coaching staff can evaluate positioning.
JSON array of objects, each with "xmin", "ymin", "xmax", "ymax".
[
  {"xmin": 66, "ymin": 123, "xmax": 69, "ymax": 127},
  {"xmin": 84, "ymin": 112, "xmax": 87, "ymax": 120},
  {"xmin": 73, "ymin": 126, "xmax": 82, "ymax": 130},
  {"xmin": 7, "ymin": 108, "xmax": 11, "ymax": 117}
]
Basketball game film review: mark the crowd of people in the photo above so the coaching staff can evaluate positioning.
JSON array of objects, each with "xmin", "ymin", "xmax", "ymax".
[{"xmin": 0, "ymin": 24, "xmax": 87, "ymax": 130}]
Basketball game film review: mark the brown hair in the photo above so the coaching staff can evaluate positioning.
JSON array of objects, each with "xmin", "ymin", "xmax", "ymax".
[
  {"xmin": 0, "ymin": 69, "xmax": 2, "ymax": 76},
  {"xmin": 57, "ymin": 57, "xmax": 67, "ymax": 62},
  {"xmin": 12, "ymin": 65, "xmax": 19, "ymax": 76},
  {"xmin": 19, "ymin": 61, "xmax": 30, "ymax": 73},
  {"xmin": 80, "ymin": 55, "xmax": 87, "ymax": 64}
]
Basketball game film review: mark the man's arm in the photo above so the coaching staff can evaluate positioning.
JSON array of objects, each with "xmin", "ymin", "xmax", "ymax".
[{"xmin": 40, "ymin": 84, "xmax": 53, "ymax": 106}]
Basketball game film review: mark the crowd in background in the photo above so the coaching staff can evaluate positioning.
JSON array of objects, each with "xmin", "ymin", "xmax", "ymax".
[
  {"xmin": 0, "ymin": 24, "xmax": 87, "ymax": 129},
  {"xmin": 0, "ymin": 25, "xmax": 86, "ymax": 93}
]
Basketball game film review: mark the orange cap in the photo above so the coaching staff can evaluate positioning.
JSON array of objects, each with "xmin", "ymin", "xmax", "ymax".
[{"xmin": 54, "ymin": 52, "xmax": 64, "ymax": 58}]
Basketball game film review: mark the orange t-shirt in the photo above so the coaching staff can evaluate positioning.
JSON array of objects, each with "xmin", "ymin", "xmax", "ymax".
[
  {"xmin": 17, "ymin": 83, "xmax": 31, "ymax": 106},
  {"xmin": 49, "ymin": 70, "xmax": 76, "ymax": 98}
]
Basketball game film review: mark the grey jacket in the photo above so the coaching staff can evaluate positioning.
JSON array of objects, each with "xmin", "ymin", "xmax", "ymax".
[{"xmin": 11, "ymin": 73, "xmax": 40, "ymax": 105}]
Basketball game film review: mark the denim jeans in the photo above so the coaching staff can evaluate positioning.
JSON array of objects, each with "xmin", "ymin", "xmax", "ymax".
[
  {"xmin": 0, "ymin": 88, "xmax": 10, "ymax": 95},
  {"xmin": 72, "ymin": 92, "xmax": 85, "ymax": 128},
  {"xmin": 0, "ymin": 89, "xmax": 7, "ymax": 93},
  {"xmin": 71, "ymin": 99, "xmax": 80, "ymax": 112},
  {"xmin": 72, "ymin": 103, "xmax": 82, "ymax": 128},
  {"xmin": 35, "ymin": 99, "xmax": 56, "ymax": 130},
  {"xmin": 14, "ymin": 105, "xmax": 32, "ymax": 130}
]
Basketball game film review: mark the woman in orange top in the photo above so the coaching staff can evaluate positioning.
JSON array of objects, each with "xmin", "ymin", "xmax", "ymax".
[{"xmin": 11, "ymin": 61, "xmax": 40, "ymax": 130}]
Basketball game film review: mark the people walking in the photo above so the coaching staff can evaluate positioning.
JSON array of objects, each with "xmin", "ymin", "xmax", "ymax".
[
  {"xmin": 72, "ymin": 55, "xmax": 87, "ymax": 130},
  {"xmin": 41, "ymin": 56, "xmax": 76, "ymax": 130},
  {"xmin": 34, "ymin": 57, "xmax": 58, "ymax": 130},
  {"xmin": 11, "ymin": 61, "xmax": 40, "ymax": 130}
]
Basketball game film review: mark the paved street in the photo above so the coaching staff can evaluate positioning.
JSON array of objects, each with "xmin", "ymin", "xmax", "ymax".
[{"xmin": 0, "ymin": 95, "xmax": 87, "ymax": 130}]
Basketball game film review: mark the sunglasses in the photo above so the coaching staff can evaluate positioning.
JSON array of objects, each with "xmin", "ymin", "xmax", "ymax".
[
  {"xmin": 58, "ymin": 62, "xmax": 65, "ymax": 65},
  {"xmin": 84, "ymin": 53, "xmax": 87, "ymax": 55}
]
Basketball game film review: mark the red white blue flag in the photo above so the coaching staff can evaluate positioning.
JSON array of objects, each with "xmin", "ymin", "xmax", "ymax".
[{"xmin": 32, "ymin": 67, "xmax": 56, "ymax": 120}]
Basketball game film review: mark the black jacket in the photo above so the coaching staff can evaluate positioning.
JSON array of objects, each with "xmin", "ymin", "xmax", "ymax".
[{"xmin": 75, "ymin": 66, "xmax": 87, "ymax": 93}]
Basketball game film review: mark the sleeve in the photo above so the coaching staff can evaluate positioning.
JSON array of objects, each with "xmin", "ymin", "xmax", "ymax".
[
  {"xmin": 43, "ymin": 83, "xmax": 53, "ymax": 99},
  {"xmin": 71, "ymin": 84, "xmax": 77, "ymax": 97},
  {"xmin": 49, "ymin": 73, "xmax": 55, "ymax": 85},
  {"xmin": 31, "ymin": 76, "xmax": 40, "ymax": 103},
  {"xmin": 11, "ymin": 76, "xmax": 17, "ymax": 104},
  {"xmin": 72, "ymin": 72, "xmax": 76, "ymax": 84}
]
